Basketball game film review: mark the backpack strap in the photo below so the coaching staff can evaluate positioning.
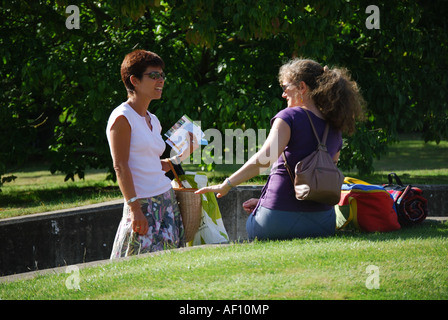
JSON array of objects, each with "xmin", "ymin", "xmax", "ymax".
[
  {"xmin": 304, "ymin": 109, "xmax": 329, "ymax": 151},
  {"xmin": 387, "ymin": 172, "xmax": 404, "ymax": 186},
  {"xmin": 282, "ymin": 109, "xmax": 329, "ymax": 185},
  {"xmin": 282, "ymin": 152, "xmax": 295, "ymax": 185}
]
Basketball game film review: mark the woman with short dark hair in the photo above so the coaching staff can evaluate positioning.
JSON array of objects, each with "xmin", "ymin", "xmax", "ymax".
[{"xmin": 106, "ymin": 50, "xmax": 193, "ymax": 258}]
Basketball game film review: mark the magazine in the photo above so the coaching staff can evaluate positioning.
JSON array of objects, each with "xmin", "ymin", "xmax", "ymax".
[{"xmin": 164, "ymin": 115, "xmax": 208, "ymax": 156}]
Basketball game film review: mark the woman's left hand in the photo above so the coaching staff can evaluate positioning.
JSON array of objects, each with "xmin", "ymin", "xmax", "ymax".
[
  {"xmin": 242, "ymin": 198, "xmax": 259, "ymax": 214},
  {"xmin": 161, "ymin": 158, "xmax": 171, "ymax": 172}
]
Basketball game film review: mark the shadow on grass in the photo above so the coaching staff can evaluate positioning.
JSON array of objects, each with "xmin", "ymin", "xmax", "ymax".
[{"xmin": 334, "ymin": 219, "xmax": 448, "ymax": 241}]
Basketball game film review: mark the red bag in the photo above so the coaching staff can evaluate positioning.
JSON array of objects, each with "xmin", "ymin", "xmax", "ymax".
[
  {"xmin": 336, "ymin": 178, "xmax": 401, "ymax": 232},
  {"xmin": 383, "ymin": 173, "xmax": 428, "ymax": 226}
]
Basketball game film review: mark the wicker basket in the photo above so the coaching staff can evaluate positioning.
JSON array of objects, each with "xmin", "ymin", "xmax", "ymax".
[{"xmin": 168, "ymin": 160, "xmax": 202, "ymax": 242}]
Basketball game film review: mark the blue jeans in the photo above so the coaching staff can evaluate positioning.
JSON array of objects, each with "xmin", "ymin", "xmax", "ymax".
[{"xmin": 246, "ymin": 205, "xmax": 336, "ymax": 241}]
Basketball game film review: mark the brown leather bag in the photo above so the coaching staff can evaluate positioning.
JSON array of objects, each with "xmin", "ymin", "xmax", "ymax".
[{"xmin": 282, "ymin": 110, "xmax": 344, "ymax": 206}]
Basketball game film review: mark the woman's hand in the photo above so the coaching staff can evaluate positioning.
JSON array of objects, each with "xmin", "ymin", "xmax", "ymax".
[
  {"xmin": 160, "ymin": 158, "xmax": 171, "ymax": 172},
  {"xmin": 163, "ymin": 132, "xmax": 200, "ymax": 169},
  {"xmin": 129, "ymin": 202, "xmax": 148, "ymax": 235},
  {"xmin": 242, "ymin": 198, "xmax": 259, "ymax": 214},
  {"xmin": 195, "ymin": 181, "xmax": 232, "ymax": 198}
]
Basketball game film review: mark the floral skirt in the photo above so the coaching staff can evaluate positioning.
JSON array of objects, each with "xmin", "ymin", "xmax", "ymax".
[{"xmin": 110, "ymin": 188, "xmax": 185, "ymax": 259}]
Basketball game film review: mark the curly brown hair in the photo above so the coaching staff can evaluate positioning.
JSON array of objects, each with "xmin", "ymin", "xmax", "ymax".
[
  {"xmin": 279, "ymin": 58, "xmax": 366, "ymax": 136},
  {"xmin": 120, "ymin": 49, "xmax": 165, "ymax": 95}
]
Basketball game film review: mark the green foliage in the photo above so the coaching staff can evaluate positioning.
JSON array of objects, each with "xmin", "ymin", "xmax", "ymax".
[{"xmin": 0, "ymin": 0, "xmax": 447, "ymax": 187}]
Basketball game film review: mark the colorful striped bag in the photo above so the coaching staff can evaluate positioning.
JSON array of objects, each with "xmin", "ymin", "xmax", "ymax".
[{"xmin": 335, "ymin": 177, "xmax": 401, "ymax": 232}]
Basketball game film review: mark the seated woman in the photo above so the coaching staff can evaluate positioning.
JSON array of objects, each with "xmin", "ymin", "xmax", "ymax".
[{"xmin": 196, "ymin": 58, "xmax": 365, "ymax": 241}]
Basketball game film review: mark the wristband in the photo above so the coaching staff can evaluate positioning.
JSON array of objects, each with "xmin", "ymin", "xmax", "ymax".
[
  {"xmin": 225, "ymin": 178, "xmax": 235, "ymax": 189},
  {"xmin": 127, "ymin": 197, "xmax": 138, "ymax": 205}
]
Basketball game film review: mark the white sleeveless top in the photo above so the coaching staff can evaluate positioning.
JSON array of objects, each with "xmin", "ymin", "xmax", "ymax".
[{"xmin": 106, "ymin": 102, "xmax": 172, "ymax": 198}]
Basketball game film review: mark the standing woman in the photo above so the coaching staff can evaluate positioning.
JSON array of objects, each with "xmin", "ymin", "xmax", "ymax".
[
  {"xmin": 107, "ymin": 50, "xmax": 192, "ymax": 258},
  {"xmin": 196, "ymin": 58, "xmax": 365, "ymax": 241}
]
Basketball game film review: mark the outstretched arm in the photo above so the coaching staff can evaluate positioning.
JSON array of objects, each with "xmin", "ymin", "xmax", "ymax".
[{"xmin": 196, "ymin": 118, "xmax": 291, "ymax": 198}]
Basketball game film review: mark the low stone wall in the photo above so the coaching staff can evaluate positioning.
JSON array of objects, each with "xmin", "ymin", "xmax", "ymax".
[
  {"xmin": 417, "ymin": 185, "xmax": 448, "ymax": 216},
  {"xmin": 0, "ymin": 201, "xmax": 123, "ymax": 277},
  {"xmin": 216, "ymin": 186, "xmax": 262, "ymax": 241},
  {"xmin": 0, "ymin": 185, "xmax": 446, "ymax": 276}
]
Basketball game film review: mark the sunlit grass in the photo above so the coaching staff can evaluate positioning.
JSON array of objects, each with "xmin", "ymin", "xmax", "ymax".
[
  {"xmin": 0, "ymin": 166, "xmax": 121, "ymax": 219},
  {"xmin": 345, "ymin": 136, "xmax": 448, "ymax": 185},
  {"xmin": 1, "ymin": 220, "xmax": 447, "ymax": 300}
]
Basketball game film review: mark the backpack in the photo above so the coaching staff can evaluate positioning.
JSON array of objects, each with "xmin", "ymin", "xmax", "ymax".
[
  {"xmin": 282, "ymin": 110, "xmax": 344, "ymax": 206},
  {"xmin": 383, "ymin": 173, "xmax": 428, "ymax": 226},
  {"xmin": 336, "ymin": 177, "xmax": 401, "ymax": 232}
]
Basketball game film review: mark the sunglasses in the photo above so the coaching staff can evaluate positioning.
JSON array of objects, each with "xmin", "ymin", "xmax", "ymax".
[
  {"xmin": 143, "ymin": 71, "xmax": 166, "ymax": 80},
  {"xmin": 281, "ymin": 83, "xmax": 291, "ymax": 91}
]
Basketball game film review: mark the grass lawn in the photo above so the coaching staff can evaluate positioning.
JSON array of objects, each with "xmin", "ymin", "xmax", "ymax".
[
  {"xmin": 1, "ymin": 220, "xmax": 447, "ymax": 300},
  {"xmin": 345, "ymin": 133, "xmax": 448, "ymax": 185},
  {"xmin": 0, "ymin": 134, "xmax": 447, "ymax": 219},
  {"xmin": 0, "ymin": 167, "xmax": 122, "ymax": 219}
]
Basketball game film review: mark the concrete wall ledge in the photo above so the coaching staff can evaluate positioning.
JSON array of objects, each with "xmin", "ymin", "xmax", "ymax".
[{"xmin": 1, "ymin": 185, "xmax": 447, "ymax": 277}]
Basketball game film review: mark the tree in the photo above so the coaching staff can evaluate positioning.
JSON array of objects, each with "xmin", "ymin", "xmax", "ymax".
[{"xmin": 0, "ymin": 0, "xmax": 446, "ymax": 189}]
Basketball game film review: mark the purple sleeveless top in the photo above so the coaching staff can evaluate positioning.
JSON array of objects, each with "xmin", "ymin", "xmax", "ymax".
[{"xmin": 257, "ymin": 107, "xmax": 343, "ymax": 212}]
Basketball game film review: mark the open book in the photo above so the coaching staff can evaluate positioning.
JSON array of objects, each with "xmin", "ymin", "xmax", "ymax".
[{"xmin": 164, "ymin": 115, "xmax": 208, "ymax": 156}]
